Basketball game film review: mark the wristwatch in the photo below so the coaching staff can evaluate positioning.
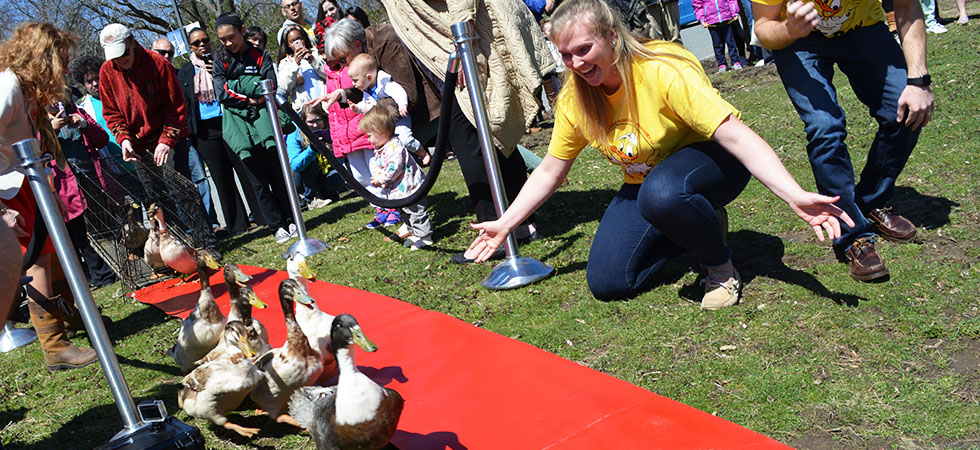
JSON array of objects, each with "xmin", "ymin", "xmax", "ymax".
[{"xmin": 907, "ymin": 74, "xmax": 931, "ymax": 87}]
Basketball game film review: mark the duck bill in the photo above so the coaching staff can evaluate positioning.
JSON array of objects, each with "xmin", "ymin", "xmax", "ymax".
[
  {"xmin": 294, "ymin": 293, "xmax": 316, "ymax": 309},
  {"xmin": 248, "ymin": 291, "xmax": 268, "ymax": 309},
  {"xmin": 237, "ymin": 335, "xmax": 256, "ymax": 358},
  {"xmin": 235, "ymin": 271, "xmax": 253, "ymax": 287},
  {"xmin": 204, "ymin": 255, "xmax": 222, "ymax": 270},
  {"xmin": 297, "ymin": 260, "xmax": 317, "ymax": 281},
  {"xmin": 351, "ymin": 325, "xmax": 377, "ymax": 352}
]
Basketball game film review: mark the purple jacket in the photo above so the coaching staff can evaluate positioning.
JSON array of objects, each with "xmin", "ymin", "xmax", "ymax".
[{"xmin": 692, "ymin": 0, "xmax": 740, "ymax": 25}]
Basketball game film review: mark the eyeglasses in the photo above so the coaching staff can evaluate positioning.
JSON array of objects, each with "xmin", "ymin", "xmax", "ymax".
[
  {"xmin": 190, "ymin": 38, "xmax": 210, "ymax": 47},
  {"xmin": 282, "ymin": 1, "xmax": 301, "ymax": 9},
  {"xmin": 154, "ymin": 49, "xmax": 174, "ymax": 57}
]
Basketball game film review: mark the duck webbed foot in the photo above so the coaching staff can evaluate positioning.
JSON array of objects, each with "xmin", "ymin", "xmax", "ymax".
[
  {"xmin": 274, "ymin": 413, "xmax": 303, "ymax": 428},
  {"xmin": 222, "ymin": 421, "xmax": 261, "ymax": 438}
]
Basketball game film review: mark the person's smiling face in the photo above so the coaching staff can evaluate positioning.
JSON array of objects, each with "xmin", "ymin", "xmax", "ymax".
[
  {"xmin": 217, "ymin": 24, "xmax": 246, "ymax": 54},
  {"xmin": 555, "ymin": 17, "xmax": 621, "ymax": 93}
]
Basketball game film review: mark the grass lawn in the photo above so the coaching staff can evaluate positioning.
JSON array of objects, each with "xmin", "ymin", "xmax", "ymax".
[{"xmin": 2, "ymin": 7, "xmax": 979, "ymax": 450}]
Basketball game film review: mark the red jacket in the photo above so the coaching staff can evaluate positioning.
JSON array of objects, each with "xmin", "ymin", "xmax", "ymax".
[{"xmin": 99, "ymin": 42, "xmax": 188, "ymax": 151}]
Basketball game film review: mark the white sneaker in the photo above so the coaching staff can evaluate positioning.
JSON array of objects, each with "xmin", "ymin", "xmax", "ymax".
[
  {"xmin": 927, "ymin": 23, "xmax": 948, "ymax": 33},
  {"xmin": 309, "ymin": 198, "xmax": 332, "ymax": 209},
  {"xmin": 274, "ymin": 227, "xmax": 291, "ymax": 243},
  {"xmin": 288, "ymin": 223, "xmax": 298, "ymax": 238},
  {"xmin": 701, "ymin": 268, "xmax": 741, "ymax": 310},
  {"xmin": 754, "ymin": 59, "xmax": 766, "ymax": 67}
]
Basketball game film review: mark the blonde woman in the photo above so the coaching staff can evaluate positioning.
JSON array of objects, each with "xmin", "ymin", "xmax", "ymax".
[
  {"xmin": 467, "ymin": 0, "xmax": 854, "ymax": 309},
  {"xmin": 0, "ymin": 23, "xmax": 99, "ymax": 370}
]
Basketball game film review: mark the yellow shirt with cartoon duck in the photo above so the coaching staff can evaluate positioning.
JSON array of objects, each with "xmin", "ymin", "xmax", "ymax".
[
  {"xmin": 750, "ymin": 0, "xmax": 886, "ymax": 37},
  {"xmin": 548, "ymin": 42, "xmax": 738, "ymax": 184}
]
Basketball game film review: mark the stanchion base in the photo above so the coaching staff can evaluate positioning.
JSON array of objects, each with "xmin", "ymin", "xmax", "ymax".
[
  {"xmin": 0, "ymin": 321, "xmax": 37, "ymax": 352},
  {"xmin": 283, "ymin": 238, "xmax": 329, "ymax": 259},
  {"xmin": 482, "ymin": 257, "xmax": 554, "ymax": 290}
]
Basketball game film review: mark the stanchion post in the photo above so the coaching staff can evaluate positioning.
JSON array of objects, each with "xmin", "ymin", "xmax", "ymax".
[
  {"xmin": 259, "ymin": 79, "xmax": 328, "ymax": 259},
  {"xmin": 13, "ymin": 139, "xmax": 142, "ymax": 437},
  {"xmin": 450, "ymin": 22, "xmax": 554, "ymax": 290}
]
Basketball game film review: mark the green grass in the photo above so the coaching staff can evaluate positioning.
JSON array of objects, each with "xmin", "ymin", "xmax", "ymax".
[{"xmin": 3, "ymin": 10, "xmax": 980, "ymax": 450}]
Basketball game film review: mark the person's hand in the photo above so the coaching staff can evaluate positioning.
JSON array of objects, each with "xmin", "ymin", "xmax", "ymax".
[
  {"xmin": 69, "ymin": 113, "xmax": 86, "ymax": 128},
  {"xmin": 50, "ymin": 109, "xmax": 69, "ymax": 131},
  {"xmin": 120, "ymin": 139, "xmax": 138, "ymax": 162},
  {"xmin": 247, "ymin": 97, "xmax": 266, "ymax": 106},
  {"xmin": 786, "ymin": 192, "xmax": 856, "ymax": 241},
  {"xmin": 701, "ymin": 21, "xmax": 709, "ymax": 28},
  {"xmin": 294, "ymin": 46, "xmax": 310, "ymax": 62},
  {"xmin": 153, "ymin": 142, "xmax": 172, "ymax": 166},
  {"xmin": 205, "ymin": 60, "xmax": 214, "ymax": 73},
  {"xmin": 349, "ymin": 102, "xmax": 360, "ymax": 113},
  {"xmin": 310, "ymin": 89, "xmax": 343, "ymax": 108},
  {"xmin": 55, "ymin": 195, "xmax": 68, "ymax": 221},
  {"xmin": 398, "ymin": 105, "xmax": 409, "ymax": 117},
  {"xmin": 467, "ymin": 220, "xmax": 512, "ymax": 262},
  {"xmin": 897, "ymin": 85, "xmax": 934, "ymax": 130},
  {"xmin": 369, "ymin": 176, "xmax": 383, "ymax": 187},
  {"xmin": 785, "ymin": 0, "xmax": 819, "ymax": 39},
  {"xmin": 0, "ymin": 203, "xmax": 29, "ymax": 238}
]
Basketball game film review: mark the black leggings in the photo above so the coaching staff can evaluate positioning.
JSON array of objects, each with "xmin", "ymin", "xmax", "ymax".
[
  {"xmin": 446, "ymin": 95, "xmax": 530, "ymax": 224},
  {"xmin": 240, "ymin": 148, "xmax": 292, "ymax": 231},
  {"xmin": 193, "ymin": 118, "xmax": 250, "ymax": 235}
]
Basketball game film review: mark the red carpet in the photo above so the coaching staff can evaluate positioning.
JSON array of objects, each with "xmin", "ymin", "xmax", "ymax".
[{"xmin": 132, "ymin": 265, "xmax": 791, "ymax": 449}]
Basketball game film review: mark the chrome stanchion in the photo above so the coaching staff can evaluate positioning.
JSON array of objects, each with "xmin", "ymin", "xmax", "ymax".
[
  {"xmin": 450, "ymin": 22, "xmax": 554, "ymax": 290},
  {"xmin": 260, "ymin": 79, "xmax": 328, "ymax": 259},
  {"xmin": 13, "ymin": 138, "xmax": 142, "ymax": 437},
  {"xmin": 0, "ymin": 321, "xmax": 36, "ymax": 352}
]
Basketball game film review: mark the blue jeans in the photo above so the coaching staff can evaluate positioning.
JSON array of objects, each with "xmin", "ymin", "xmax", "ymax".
[
  {"xmin": 773, "ymin": 23, "xmax": 920, "ymax": 254},
  {"xmin": 708, "ymin": 23, "xmax": 745, "ymax": 68},
  {"xmin": 293, "ymin": 164, "xmax": 320, "ymax": 204},
  {"xmin": 187, "ymin": 146, "xmax": 217, "ymax": 226},
  {"xmin": 586, "ymin": 142, "xmax": 750, "ymax": 301}
]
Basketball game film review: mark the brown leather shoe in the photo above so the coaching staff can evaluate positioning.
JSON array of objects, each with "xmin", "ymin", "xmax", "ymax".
[
  {"xmin": 867, "ymin": 207, "xmax": 916, "ymax": 243},
  {"xmin": 845, "ymin": 237, "xmax": 889, "ymax": 281}
]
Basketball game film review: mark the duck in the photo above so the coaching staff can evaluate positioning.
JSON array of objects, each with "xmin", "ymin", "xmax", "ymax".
[
  {"xmin": 152, "ymin": 202, "xmax": 197, "ymax": 276},
  {"xmin": 119, "ymin": 201, "xmax": 148, "ymax": 260},
  {"xmin": 289, "ymin": 314, "xmax": 403, "ymax": 450},
  {"xmin": 178, "ymin": 320, "xmax": 273, "ymax": 438},
  {"xmin": 286, "ymin": 253, "xmax": 337, "ymax": 382},
  {"xmin": 143, "ymin": 204, "xmax": 166, "ymax": 271},
  {"xmin": 197, "ymin": 264, "xmax": 270, "ymax": 365},
  {"xmin": 169, "ymin": 249, "xmax": 226, "ymax": 373},
  {"xmin": 249, "ymin": 279, "xmax": 324, "ymax": 427}
]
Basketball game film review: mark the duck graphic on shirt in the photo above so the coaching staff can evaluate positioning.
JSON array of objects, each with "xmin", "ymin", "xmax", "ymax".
[
  {"xmin": 810, "ymin": 0, "xmax": 853, "ymax": 36},
  {"xmin": 602, "ymin": 121, "xmax": 661, "ymax": 179}
]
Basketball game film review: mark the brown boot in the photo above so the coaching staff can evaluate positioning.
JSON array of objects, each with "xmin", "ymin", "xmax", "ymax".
[
  {"xmin": 28, "ymin": 297, "xmax": 97, "ymax": 372},
  {"xmin": 52, "ymin": 296, "xmax": 112, "ymax": 337}
]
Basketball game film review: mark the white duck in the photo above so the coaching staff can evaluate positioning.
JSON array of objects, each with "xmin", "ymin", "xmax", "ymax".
[
  {"xmin": 178, "ymin": 320, "xmax": 273, "ymax": 438},
  {"xmin": 289, "ymin": 313, "xmax": 403, "ymax": 450},
  {"xmin": 169, "ymin": 249, "xmax": 225, "ymax": 373},
  {"xmin": 249, "ymin": 279, "xmax": 324, "ymax": 427},
  {"xmin": 286, "ymin": 253, "xmax": 337, "ymax": 381}
]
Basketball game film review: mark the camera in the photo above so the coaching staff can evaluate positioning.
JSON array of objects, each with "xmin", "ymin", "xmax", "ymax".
[{"xmin": 137, "ymin": 399, "xmax": 167, "ymax": 423}]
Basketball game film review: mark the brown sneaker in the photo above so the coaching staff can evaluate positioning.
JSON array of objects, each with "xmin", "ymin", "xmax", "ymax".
[
  {"xmin": 845, "ymin": 237, "xmax": 889, "ymax": 281},
  {"xmin": 866, "ymin": 207, "xmax": 916, "ymax": 243}
]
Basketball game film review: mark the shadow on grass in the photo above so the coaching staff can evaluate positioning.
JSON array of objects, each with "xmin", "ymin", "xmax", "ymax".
[
  {"xmin": 890, "ymin": 186, "xmax": 959, "ymax": 230},
  {"xmin": 106, "ymin": 305, "xmax": 172, "ymax": 343},
  {"xmin": 725, "ymin": 230, "xmax": 866, "ymax": 306}
]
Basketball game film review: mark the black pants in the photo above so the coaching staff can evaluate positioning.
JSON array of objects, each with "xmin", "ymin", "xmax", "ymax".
[
  {"xmin": 446, "ymin": 95, "xmax": 530, "ymax": 224},
  {"xmin": 240, "ymin": 148, "xmax": 292, "ymax": 231},
  {"xmin": 67, "ymin": 215, "xmax": 117, "ymax": 286},
  {"xmin": 193, "ymin": 118, "xmax": 250, "ymax": 235}
]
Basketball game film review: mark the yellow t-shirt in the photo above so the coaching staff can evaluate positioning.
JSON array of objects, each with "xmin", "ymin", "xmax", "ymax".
[
  {"xmin": 548, "ymin": 42, "xmax": 738, "ymax": 184},
  {"xmin": 750, "ymin": 0, "xmax": 885, "ymax": 37}
]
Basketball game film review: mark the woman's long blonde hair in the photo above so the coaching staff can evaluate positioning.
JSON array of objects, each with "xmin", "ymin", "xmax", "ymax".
[
  {"xmin": 0, "ymin": 23, "xmax": 77, "ymax": 109},
  {"xmin": 551, "ymin": 0, "xmax": 694, "ymax": 148}
]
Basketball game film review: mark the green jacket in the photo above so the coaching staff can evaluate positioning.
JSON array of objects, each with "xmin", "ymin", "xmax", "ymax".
[{"xmin": 221, "ymin": 74, "xmax": 295, "ymax": 159}]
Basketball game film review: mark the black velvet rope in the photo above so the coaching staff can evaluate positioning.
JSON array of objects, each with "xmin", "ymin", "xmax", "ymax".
[{"xmin": 277, "ymin": 70, "xmax": 458, "ymax": 209}]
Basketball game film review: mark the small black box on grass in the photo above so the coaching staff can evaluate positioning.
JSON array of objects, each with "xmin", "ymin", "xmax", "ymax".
[{"xmin": 99, "ymin": 416, "xmax": 205, "ymax": 450}]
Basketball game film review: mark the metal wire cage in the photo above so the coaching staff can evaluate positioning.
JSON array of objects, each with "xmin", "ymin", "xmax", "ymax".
[{"xmin": 70, "ymin": 155, "xmax": 215, "ymax": 290}]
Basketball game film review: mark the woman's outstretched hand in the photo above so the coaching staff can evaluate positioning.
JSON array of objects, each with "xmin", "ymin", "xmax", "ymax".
[
  {"xmin": 788, "ymin": 192, "xmax": 856, "ymax": 241},
  {"xmin": 467, "ymin": 220, "xmax": 511, "ymax": 262}
]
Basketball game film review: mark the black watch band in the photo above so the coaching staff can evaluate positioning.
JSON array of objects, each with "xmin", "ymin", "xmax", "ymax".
[{"xmin": 907, "ymin": 74, "xmax": 931, "ymax": 87}]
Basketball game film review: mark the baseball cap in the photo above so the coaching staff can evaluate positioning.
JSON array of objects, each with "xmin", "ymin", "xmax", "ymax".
[{"xmin": 100, "ymin": 24, "xmax": 132, "ymax": 60}]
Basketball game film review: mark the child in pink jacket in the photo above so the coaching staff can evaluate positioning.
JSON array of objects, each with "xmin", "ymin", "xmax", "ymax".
[{"xmin": 693, "ymin": 0, "xmax": 748, "ymax": 72}]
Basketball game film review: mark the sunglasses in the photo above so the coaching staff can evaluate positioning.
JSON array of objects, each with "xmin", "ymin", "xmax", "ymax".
[
  {"xmin": 190, "ymin": 38, "xmax": 211, "ymax": 47},
  {"xmin": 154, "ymin": 49, "xmax": 174, "ymax": 57}
]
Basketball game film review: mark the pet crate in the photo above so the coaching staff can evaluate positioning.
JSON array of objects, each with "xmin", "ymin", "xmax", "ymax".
[{"xmin": 71, "ymin": 155, "xmax": 216, "ymax": 291}]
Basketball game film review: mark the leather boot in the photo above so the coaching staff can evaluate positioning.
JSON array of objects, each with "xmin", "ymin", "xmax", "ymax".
[
  {"xmin": 28, "ymin": 297, "xmax": 97, "ymax": 372},
  {"xmin": 886, "ymin": 11, "xmax": 897, "ymax": 32},
  {"xmin": 53, "ymin": 295, "xmax": 112, "ymax": 337}
]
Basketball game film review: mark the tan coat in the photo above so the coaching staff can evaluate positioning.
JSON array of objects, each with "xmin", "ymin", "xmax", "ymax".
[{"xmin": 379, "ymin": 0, "xmax": 556, "ymax": 155}]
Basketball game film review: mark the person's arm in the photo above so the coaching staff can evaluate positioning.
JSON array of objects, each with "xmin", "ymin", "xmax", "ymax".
[
  {"xmin": 692, "ymin": 0, "xmax": 707, "ymax": 24},
  {"xmin": 77, "ymin": 108, "xmax": 110, "ymax": 150},
  {"xmin": 212, "ymin": 56, "xmax": 249, "ymax": 109},
  {"xmin": 893, "ymin": 0, "xmax": 933, "ymax": 130},
  {"xmin": 382, "ymin": 79, "xmax": 410, "ymax": 116},
  {"xmin": 277, "ymin": 57, "xmax": 301, "ymax": 97},
  {"xmin": 98, "ymin": 66, "xmax": 134, "ymax": 148},
  {"xmin": 753, "ymin": 0, "xmax": 819, "ymax": 50},
  {"xmin": 711, "ymin": 114, "xmax": 855, "ymax": 240},
  {"xmin": 468, "ymin": 153, "xmax": 574, "ymax": 262},
  {"xmin": 157, "ymin": 63, "xmax": 188, "ymax": 151}
]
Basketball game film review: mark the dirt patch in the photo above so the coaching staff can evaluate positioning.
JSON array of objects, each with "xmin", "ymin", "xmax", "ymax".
[{"xmin": 709, "ymin": 64, "xmax": 780, "ymax": 95}]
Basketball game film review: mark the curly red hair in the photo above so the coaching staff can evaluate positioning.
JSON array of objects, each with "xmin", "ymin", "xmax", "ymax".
[{"xmin": 0, "ymin": 23, "xmax": 77, "ymax": 108}]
